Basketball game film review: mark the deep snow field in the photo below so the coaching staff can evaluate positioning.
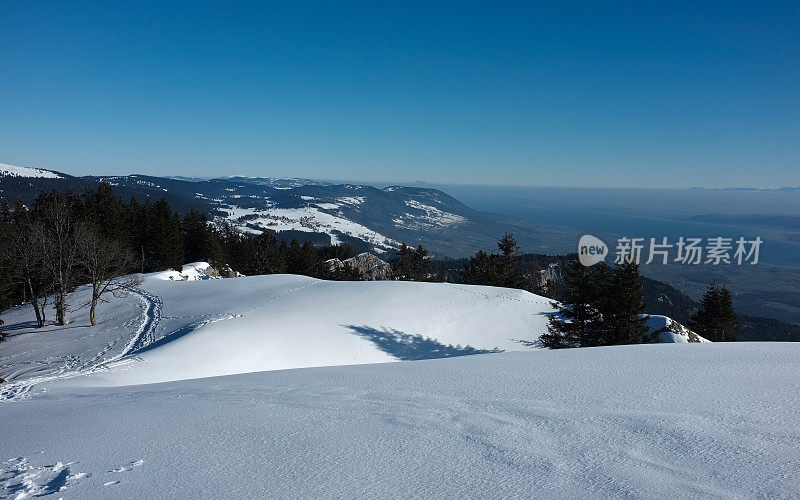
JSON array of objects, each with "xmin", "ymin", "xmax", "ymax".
[{"xmin": 1, "ymin": 269, "xmax": 798, "ymax": 498}]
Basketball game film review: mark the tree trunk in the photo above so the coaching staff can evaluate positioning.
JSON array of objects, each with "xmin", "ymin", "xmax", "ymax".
[
  {"xmin": 89, "ymin": 295, "xmax": 98, "ymax": 326},
  {"xmin": 31, "ymin": 299, "xmax": 43, "ymax": 328},
  {"xmin": 56, "ymin": 291, "xmax": 68, "ymax": 326},
  {"xmin": 40, "ymin": 295, "xmax": 48, "ymax": 326},
  {"xmin": 27, "ymin": 278, "xmax": 44, "ymax": 328}
]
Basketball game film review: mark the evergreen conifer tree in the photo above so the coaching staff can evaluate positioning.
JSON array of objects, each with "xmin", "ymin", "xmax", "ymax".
[
  {"xmin": 541, "ymin": 260, "xmax": 603, "ymax": 348},
  {"xmin": 600, "ymin": 259, "xmax": 653, "ymax": 345},
  {"xmin": 496, "ymin": 233, "xmax": 520, "ymax": 288},
  {"xmin": 688, "ymin": 282, "xmax": 739, "ymax": 341}
]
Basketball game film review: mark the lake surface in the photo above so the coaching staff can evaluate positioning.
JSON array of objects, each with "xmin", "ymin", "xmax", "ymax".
[{"xmin": 431, "ymin": 184, "xmax": 800, "ymax": 268}]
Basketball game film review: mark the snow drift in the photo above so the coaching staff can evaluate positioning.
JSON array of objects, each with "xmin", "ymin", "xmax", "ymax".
[{"xmin": 2, "ymin": 344, "xmax": 798, "ymax": 499}]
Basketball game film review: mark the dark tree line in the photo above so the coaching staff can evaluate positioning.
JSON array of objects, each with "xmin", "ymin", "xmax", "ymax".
[{"xmin": 389, "ymin": 234, "xmax": 552, "ymax": 294}]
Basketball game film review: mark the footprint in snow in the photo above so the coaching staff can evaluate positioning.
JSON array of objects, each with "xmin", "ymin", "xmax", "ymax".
[
  {"xmin": 109, "ymin": 459, "xmax": 144, "ymax": 473},
  {"xmin": 0, "ymin": 456, "xmax": 89, "ymax": 497}
]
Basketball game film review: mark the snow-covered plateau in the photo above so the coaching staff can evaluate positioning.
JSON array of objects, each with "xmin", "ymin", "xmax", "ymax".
[{"xmin": 1, "ymin": 271, "xmax": 798, "ymax": 499}]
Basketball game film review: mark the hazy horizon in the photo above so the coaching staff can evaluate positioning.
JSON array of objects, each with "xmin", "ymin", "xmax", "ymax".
[{"xmin": 3, "ymin": 161, "xmax": 799, "ymax": 192}]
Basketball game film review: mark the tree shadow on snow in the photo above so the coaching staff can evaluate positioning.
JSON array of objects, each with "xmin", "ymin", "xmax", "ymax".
[
  {"xmin": 345, "ymin": 325, "xmax": 502, "ymax": 361},
  {"xmin": 1, "ymin": 320, "xmax": 41, "ymax": 334}
]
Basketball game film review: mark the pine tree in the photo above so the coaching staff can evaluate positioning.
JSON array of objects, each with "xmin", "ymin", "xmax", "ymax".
[
  {"xmin": 182, "ymin": 209, "xmax": 217, "ymax": 264},
  {"xmin": 125, "ymin": 196, "xmax": 148, "ymax": 272},
  {"xmin": 462, "ymin": 249, "xmax": 496, "ymax": 285},
  {"xmin": 84, "ymin": 182, "xmax": 128, "ymax": 243},
  {"xmin": 252, "ymin": 231, "xmax": 285, "ymax": 274},
  {"xmin": 541, "ymin": 260, "xmax": 603, "ymax": 348},
  {"xmin": 411, "ymin": 244, "xmax": 434, "ymax": 281},
  {"xmin": 286, "ymin": 238, "xmax": 305, "ymax": 274},
  {"xmin": 391, "ymin": 243, "xmax": 433, "ymax": 281},
  {"xmin": 541, "ymin": 259, "xmax": 657, "ymax": 349},
  {"xmin": 600, "ymin": 259, "xmax": 653, "ymax": 345},
  {"xmin": 688, "ymin": 282, "xmax": 739, "ymax": 342},
  {"xmin": 496, "ymin": 233, "xmax": 520, "ymax": 288},
  {"xmin": 716, "ymin": 287, "xmax": 739, "ymax": 342},
  {"xmin": 463, "ymin": 234, "xmax": 520, "ymax": 287}
]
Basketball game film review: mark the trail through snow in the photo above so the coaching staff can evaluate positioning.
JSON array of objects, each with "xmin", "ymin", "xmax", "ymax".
[{"xmin": 0, "ymin": 288, "xmax": 162, "ymax": 401}]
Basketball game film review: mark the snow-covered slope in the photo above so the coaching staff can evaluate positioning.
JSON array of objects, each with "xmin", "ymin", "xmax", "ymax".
[
  {"xmin": 0, "ymin": 163, "xmax": 63, "ymax": 179},
  {"xmin": 2, "ymin": 275, "xmax": 797, "ymax": 498},
  {"xmin": 0, "ymin": 274, "xmax": 554, "ymax": 394},
  {"xmin": 2, "ymin": 343, "xmax": 798, "ymax": 499}
]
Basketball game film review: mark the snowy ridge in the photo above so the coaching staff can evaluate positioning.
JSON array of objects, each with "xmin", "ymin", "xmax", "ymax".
[
  {"xmin": 223, "ymin": 205, "xmax": 398, "ymax": 249},
  {"xmin": 219, "ymin": 176, "xmax": 330, "ymax": 188},
  {"xmin": 393, "ymin": 199, "xmax": 467, "ymax": 230},
  {"xmin": 0, "ymin": 163, "xmax": 63, "ymax": 179}
]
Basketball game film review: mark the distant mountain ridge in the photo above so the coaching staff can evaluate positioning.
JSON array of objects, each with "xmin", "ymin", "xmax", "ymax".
[{"xmin": 0, "ymin": 164, "xmax": 574, "ymax": 257}]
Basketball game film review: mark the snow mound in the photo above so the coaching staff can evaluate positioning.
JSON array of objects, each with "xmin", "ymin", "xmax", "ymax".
[
  {"xmin": 1, "ymin": 274, "xmax": 710, "ymax": 396},
  {"xmin": 61, "ymin": 276, "xmax": 553, "ymax": 387},
  {"xmin": 0, "ymin": 163, "xmax": 63, "ymax": 179}
]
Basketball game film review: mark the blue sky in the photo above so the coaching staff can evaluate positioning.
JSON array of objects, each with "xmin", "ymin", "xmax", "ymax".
[{"xmin": 1, "ymin": 1, "xmax": 798, "ymax": 187}]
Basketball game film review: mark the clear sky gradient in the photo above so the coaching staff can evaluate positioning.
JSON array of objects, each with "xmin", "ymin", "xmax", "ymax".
[{"xmin": 2, "ymin": 1, "xmax": 798, "ymax": 187}]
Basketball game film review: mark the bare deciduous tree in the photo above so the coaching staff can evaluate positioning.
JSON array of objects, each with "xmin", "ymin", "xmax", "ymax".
[
  {"xmin": 75, "ymin": 223, "xmax": 141, "ymax": 326},
  {"xmin": 6, "ymin": 201, "xmax": 49, "ymax": 327},
  {"xmin": 33, "ymin": 191, "xmax": 81, "ymax": 326}
]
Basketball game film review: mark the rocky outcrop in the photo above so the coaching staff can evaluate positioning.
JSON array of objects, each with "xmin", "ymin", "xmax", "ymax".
[{"xmin": 326, "ymin": 252, "xmax": 392, "ymax": 281}]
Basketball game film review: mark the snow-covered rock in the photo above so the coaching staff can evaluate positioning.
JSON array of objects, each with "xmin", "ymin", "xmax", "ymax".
[
  {"xmin": 151, "ymin": 262, "xmax": 222, "ymax": 281},
  {"xmin": 646, "ymin": 315, "xmax": 709, "ymax": 343}
]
